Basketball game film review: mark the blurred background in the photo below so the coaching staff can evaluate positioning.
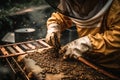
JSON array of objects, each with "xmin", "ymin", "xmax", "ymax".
[
  {"xmin": 0, "ymin": 1, "xmax": 55, "ymax": 80},
  {"xmin": 0, "ymin": 0, "xmax": 78, "ymax": 45},
  {"xmin": 0, "ymin": 0, "xmax": 54, "ymax": 44}
]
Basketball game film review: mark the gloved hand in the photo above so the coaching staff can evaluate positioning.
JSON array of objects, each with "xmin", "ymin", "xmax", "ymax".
[
  {"xmin": 59, "ymin": 36, "xmax": 92, "ymax": 59},
  {"xmin": 46, "ymin": 24, "xmax": 61, "ymax": 46}
]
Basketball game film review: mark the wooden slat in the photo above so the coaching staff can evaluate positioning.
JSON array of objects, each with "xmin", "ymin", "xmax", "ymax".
[
  {"xmin": 0, "ymin": 39, "xmax": 53, "ymax": 58},
  {"xmin": 7, "ymin": 46, "xmax": 17, "ymax": 54},
  {"xmin": 13, "ymin": 45, "xmax": 25, "ymax": 53},
  {"xmin": 31, "ymin": 42, "xmax": 41, "ymax": 48},
  {"xmin": 20, "ymin": 44, "xmax": 30, "ymax": 50},
  {"xmin": 0, "ymin": 39, "xmax": 48, "ymax": 47},
  {"xmin": 25, "ymin": 43, "xmax": 36, "ymax": 49},
  {"xmin": 37, "ymin": 40, "xmax": 48, "ymax": 47},
  {"xmin": 0, "ymin": 47, "xmax": 9, "ymax": 55}
]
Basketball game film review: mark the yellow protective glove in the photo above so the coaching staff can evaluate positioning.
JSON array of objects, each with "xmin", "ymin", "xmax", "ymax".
[
  {"xmin": 46, "ymin": 23, "xmax": 61, "ymax": 46},
  {"xmin": 59, "ymin": 36, "xmax": 92, "ymax": 59}
]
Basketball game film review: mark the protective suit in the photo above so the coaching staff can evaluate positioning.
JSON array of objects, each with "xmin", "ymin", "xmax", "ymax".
[{"xmin": 45, "ymin": 0, "xmax": 120, "ymax": 71}]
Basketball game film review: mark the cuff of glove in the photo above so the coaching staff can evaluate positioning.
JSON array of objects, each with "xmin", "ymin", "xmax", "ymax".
[
  {"xmin": 79, "ymin": 36, "xmax": 93, "ymax": 51},
  {"xmin": 47, "ymin": 23, "xmax": 60, "ymax": 33}
]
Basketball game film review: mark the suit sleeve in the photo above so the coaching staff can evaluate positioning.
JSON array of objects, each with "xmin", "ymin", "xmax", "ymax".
[
  {"xmin": 47, "ymin": 12, "xmax": 73, "ymax": 31},
  {"xmin": 88, "ymin": 9, "xmax": 120, "ymax": 55}
]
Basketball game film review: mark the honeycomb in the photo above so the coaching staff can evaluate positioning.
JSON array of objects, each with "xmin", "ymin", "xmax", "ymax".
[{"xmin": 25, "ymin": 48, "xmax": 111, "ymax": 80}]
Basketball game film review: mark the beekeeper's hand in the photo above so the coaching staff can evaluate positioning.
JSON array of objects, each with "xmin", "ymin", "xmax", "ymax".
[
  {"xmin": 59, "ymin": 36, "xmax": 92, "ymax": 59},
  {"xmin": 46, "ymin": 24, "xmax": 61, "ymax": 46}
]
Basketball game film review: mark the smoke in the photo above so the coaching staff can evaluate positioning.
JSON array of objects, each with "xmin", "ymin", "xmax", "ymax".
[{"xmin": 27, "ymin": 5, "xmax": 54, "ymax": 38}]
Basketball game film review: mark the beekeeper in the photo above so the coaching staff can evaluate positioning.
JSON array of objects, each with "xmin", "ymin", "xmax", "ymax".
[{"xmin": 45, "ymin": 0, "xmax": 120, "ymax": 73}]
